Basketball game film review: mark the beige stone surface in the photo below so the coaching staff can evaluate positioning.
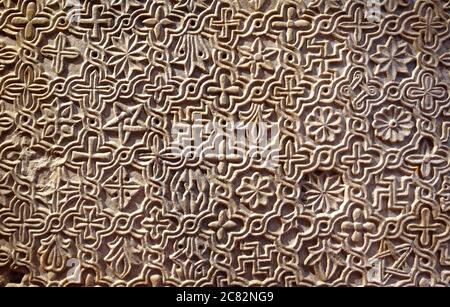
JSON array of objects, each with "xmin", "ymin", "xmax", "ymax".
[{"xmin": 0, "ymin": 0, "xmax": 450, "ymax": 286}]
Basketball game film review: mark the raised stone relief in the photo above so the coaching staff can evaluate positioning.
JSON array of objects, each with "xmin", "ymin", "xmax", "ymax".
[{"xmin": 0, "ymin": 0, "xmax": 449, "ymax": 287}]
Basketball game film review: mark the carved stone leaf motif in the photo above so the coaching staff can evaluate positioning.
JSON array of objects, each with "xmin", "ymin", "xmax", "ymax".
[
  {"xmin": 0, "ymin": 0, "xmax": 450, "ymax": 287},
  {"xmin": 0, "ymin": 42, "xmax": 18, "ymax": 71},
  {"xmin": 38, "ymin": 234, "xmax": 72, "ymax": 273},
  {"xmin": 105, "ymin": 237, "xmax": 141, "ymax": 279}
]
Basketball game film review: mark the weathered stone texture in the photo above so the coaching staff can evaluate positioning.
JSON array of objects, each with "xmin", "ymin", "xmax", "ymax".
[{"xmin": 0, "ymin": 0, "xmax": 450, "ymax": 286}]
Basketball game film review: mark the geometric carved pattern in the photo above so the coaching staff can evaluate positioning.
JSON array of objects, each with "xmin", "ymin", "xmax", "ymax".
[{"xmin": 0, "ymin": 0, "xmax": 449, "ymax": 287}]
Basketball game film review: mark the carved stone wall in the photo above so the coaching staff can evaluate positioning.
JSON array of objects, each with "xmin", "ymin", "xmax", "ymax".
[{"xmin": 0, "ymin": 0, "xmax": 449, "ymax": 287}]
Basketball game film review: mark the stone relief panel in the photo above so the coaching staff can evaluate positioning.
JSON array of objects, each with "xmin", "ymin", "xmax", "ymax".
[{"xmin": 0, "ymin": 0, "xmax": 449, "ymax": 287}]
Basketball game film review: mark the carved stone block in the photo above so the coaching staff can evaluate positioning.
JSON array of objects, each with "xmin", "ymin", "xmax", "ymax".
[{"xmin": 0, "ymin": 0, "xmax": 449, "ymax": 287}]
